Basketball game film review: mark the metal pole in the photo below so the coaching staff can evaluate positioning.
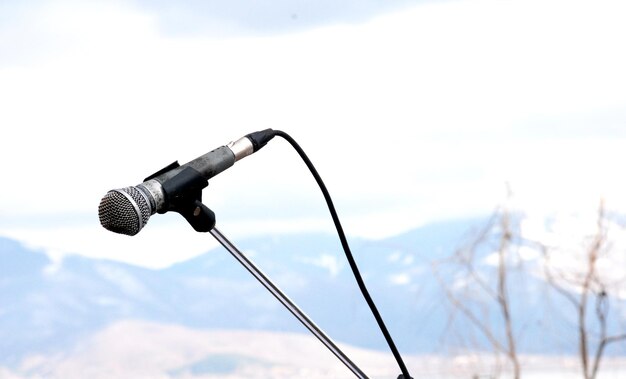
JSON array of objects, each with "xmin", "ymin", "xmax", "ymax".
[{"xmin": 210, "ymin": 227, "xmax": 368, "ymax": 379}]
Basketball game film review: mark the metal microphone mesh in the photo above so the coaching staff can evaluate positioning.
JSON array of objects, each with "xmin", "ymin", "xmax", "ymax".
[{"xmin": 98, "ymin": 186, "xmax": 153, "ymax": 236}]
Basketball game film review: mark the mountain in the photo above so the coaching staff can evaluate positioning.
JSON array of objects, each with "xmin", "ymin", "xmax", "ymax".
[
  {"xmin": 1, "ymin": 320, "xmax": 407, "ymax": 379},
  {"xmin": 3, "ymin": 320, "xmax": 626, "ymax": 379},
  {"xmin": 1, "ymin": 216, "xmax": 625, "ymax": 371}
]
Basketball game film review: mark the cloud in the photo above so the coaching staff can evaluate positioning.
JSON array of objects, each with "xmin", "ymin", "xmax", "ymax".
[
  {"xmin": 2, "ymin": 0, "xmax": 626, "ymax": 267},
  {"xmin": 298, "ymin": 253, "xmax": 344, "ymax": 277},
  {"xmin": 389, "ymin": 273, "xmax": 411, "ymax": 286},
  {"xmin": 127, "ymin": 0, "xmax": 427, "ymax": 37}
]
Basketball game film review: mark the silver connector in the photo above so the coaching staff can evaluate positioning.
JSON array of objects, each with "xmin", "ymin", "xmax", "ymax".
[
  {"xmin": 139, "ymin": 179, "xmax": 165, "ymax": 212},
  {"xmin": 227, "ymin": 137, "xmax": 254, "ymax": 162}
]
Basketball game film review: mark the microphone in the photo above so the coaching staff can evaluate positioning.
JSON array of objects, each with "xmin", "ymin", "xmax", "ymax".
[{"xmin": 98, "ymin": 129, "xmax": 275, "ymax": 236}]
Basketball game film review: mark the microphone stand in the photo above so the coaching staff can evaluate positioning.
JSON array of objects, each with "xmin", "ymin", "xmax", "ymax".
[
  {"xmin": 210, "ymin": 226, "xmax": 368, "ymax": 379},
  {"xmin": 146, "ymin": 166, "xmax": 368, "ymax": 378},
  {"xmin": 101, "ymin": 134, "xmax": 410, "ymax": 378}
]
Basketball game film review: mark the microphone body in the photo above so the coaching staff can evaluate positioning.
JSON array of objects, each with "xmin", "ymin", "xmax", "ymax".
[
  {"xmin": 99, "ymin": 132, "xmax": 266, "ymax": 236},
  {"xmin": 143, "ymin": 144, "xmax": 238, "ymax": 213}
]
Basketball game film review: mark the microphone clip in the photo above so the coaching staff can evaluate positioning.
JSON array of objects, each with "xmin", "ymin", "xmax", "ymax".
[{"xmin": 160, "ymin": 166, "xmax": 216, "ymax": 233}]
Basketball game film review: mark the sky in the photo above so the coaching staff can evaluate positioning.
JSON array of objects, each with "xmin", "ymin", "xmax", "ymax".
[{"xmin": 1, "ymin": 0, "xmax": 626, "ymax": 268}]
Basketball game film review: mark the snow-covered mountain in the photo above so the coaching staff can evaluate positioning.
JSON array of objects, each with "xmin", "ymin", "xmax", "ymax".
[{"xmin": 1, "ymin": 216, "xmax": 625, "ymax": 370}]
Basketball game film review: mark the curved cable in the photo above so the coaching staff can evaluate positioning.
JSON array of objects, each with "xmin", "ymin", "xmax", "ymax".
[{"xmin": 271, "ymin": 130, "xmax": 412, "ymax": 379}]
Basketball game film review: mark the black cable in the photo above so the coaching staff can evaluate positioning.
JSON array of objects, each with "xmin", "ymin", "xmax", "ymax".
[{"xmin": 270, "ymin": 130, "xmax": 412, "ymax": 379}]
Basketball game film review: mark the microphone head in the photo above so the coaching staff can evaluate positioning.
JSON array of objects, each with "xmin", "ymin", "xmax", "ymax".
[{"xmin": 98, "ymin": 186, "xmax": 155, "ymax": 236}]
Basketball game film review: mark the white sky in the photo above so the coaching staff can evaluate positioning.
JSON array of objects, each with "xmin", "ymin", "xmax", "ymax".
[{"xmin": 1, "ymin": 0, "xmax": 626, "ymax": 268}]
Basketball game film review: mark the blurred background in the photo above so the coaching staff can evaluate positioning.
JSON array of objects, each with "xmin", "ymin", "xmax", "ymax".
[{"xmin": 1, "ymin": 0, "xmax": 625, "ymax": 378}]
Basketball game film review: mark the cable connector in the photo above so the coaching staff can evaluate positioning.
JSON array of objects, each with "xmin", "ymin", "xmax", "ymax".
[{"xmin": 246, "ymin": 128, "xmax": 276, "ymax": 152}]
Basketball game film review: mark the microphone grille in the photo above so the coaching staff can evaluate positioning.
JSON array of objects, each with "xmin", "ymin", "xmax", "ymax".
[{"xmin": 98, "ymin": 186, "xmax": 153, "ymax": 236}]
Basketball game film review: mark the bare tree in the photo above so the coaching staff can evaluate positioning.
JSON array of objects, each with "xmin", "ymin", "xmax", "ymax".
[
  {"xmin": 434, "ymin": 205, "xmax": 522, "ymax": 379},
  {"xmin": 539, "ymin": 200, "xmax": 626, "ymax": 379}
]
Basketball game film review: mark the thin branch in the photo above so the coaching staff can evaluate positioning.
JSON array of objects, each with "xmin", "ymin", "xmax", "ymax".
[
  {"xmin": 433, "ymin": 262, "xmax": 508, "ymax": 354},
  {"xmin": 497, "ymin": 210, "xmax": 520, "ymax": 379},
  {"xmin": 590, "ymin": 289, "xmax": 608, "ymax": 379},
  {"xmin": 539, "ymin": 245, "xmax": 580, "ymax": 307}
]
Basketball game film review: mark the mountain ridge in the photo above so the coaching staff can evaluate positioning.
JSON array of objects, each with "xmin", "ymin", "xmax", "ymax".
[{"xmin": 2, "ymin": 215, "xmax": 625, "ymax": 368}]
